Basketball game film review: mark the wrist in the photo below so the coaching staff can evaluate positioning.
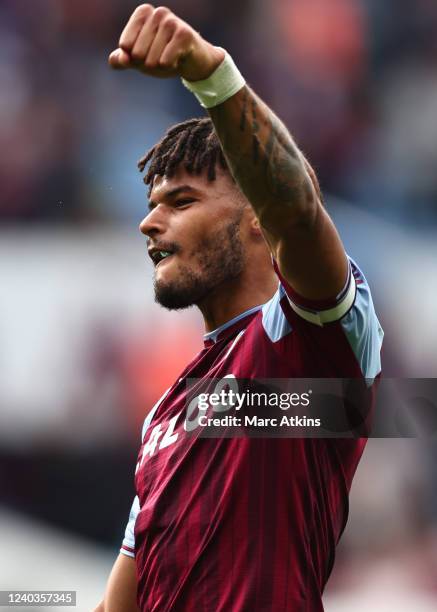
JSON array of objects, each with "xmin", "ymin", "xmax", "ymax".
[
  {"xmin": 180, "ymin": 43, "xmax": 225, "ymax": 82},
  {"xmin": 181, "ymin": 48, "xmax": 246, "ymax": 109}
]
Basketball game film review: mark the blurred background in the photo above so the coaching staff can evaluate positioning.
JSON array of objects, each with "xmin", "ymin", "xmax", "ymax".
[{"xmin": 1, "ymin": 0, "xmax": 437, "ymax": 609}]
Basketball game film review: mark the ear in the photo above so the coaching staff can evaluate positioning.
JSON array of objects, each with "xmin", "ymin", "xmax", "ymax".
[
  {"xmin": 251, "ymin": 216, "xmax": 260, "ymax": 229},
  {"xmin": 249, "ymin": 214, "xmax": 264, "ymax": 238}
]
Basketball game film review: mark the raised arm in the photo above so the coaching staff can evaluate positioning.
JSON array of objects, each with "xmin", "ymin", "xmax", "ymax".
[
  {"xmin": 109, "ymin": 4, "xmax": 348, "ymax": 302},
  {"xmin": 207, "ymin": 86, "xmax": 348, "ymax": 300}
]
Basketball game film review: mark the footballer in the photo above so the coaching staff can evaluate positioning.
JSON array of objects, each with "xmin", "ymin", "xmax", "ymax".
[{"xmin": 94, "ymin": 5, "xmax": 384, "ymax": 611}]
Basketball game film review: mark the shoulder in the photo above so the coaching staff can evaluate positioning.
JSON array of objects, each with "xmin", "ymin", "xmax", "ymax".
[
  {"xmin": 261, "ymin": 257, "xmax": 384, "ymax": 378},
  {"xmin": 339, "ymin": 258, "xmax": 384, "ymax": 380}
]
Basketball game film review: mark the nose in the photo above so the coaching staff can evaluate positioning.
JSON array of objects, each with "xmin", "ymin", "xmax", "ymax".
[{"xmin": 139, "ymin": 205, "xmax": 166, "ymax": 237}]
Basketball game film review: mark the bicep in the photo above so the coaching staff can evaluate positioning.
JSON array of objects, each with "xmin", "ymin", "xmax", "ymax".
[
  {"xmin": 104, "ymin": 553, "xmax": 139, "ymax": 612},
  {"xmin": 262, "ymin": 199, "xmax": 348, "ymax": 302}
]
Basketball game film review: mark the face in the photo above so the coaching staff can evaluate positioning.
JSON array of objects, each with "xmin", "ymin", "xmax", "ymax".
[{"xmin": 139, "ymin": 167, "xmax": 247, "ymax": 310}]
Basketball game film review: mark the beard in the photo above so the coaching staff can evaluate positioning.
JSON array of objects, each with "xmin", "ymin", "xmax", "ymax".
[{"xmin": 154, "ymin": 215, "xmax": 245, "ymax": 310}]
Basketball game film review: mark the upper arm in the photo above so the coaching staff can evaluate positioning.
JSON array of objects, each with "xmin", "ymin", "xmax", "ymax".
[
  {"xmin": 262, "ymin": 194, "xmax": 348, "ymax": 304},
  {"xmin": 103, "ymin": 553, "xmax": 139, "ymax": 612}
]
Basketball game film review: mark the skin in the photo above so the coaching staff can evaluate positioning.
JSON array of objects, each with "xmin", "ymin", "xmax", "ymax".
[
  {"xmin": 98, "ymin": 4, "xmax": 350, "ymax": 610},
  {"xmin": 94, "ymin": 554, "xmax": 139, "ymax": 612}
]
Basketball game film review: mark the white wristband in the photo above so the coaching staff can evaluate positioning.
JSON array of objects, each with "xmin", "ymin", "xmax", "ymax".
[{"xmin": 181, "ymin": 49, "xmax": 246, "ymax": 109}]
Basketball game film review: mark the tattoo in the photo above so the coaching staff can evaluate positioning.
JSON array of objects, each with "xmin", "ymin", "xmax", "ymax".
[
  {"xmin": 264, "ymin": 117, "xmax": 304, "ymax": 201},
  {"xmin": 251, "ymin": 98, "xmax": 259, "ymax": 133},
  {"xmin": 239, "ymin": 89, "xmax": 248, "ymax": 132},
  {"xmin": 252, "ymin": 135, "xmax": 260, "ymax": 166},
  {"xmin": 209, "ymin": 86, "xmax": 311, "ymax": 216},
  {"xmin": 263, "ymin": 117, "xmax": 276, "ymax": 172},
  {"xmin": 251, "ymin": 98, "xmax": 260, "ymax": 164},
  {"xmin": 236, "ymin": 93, "xmax": 260, "ymax": 164}
]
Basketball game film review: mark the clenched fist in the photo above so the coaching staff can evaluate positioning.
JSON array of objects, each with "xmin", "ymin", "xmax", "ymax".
[{"xmin": 109, "ymin": 4, "xmax": 225, "ymax": 81}]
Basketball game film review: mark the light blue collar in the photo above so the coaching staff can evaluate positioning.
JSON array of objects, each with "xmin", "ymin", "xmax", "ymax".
[{"xmin": 204, "ymin": 304, "xmax": 263, "ymax": 344}]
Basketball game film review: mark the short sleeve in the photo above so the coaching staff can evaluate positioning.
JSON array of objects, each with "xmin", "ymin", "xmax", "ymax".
[
  {"xmin": 273, "ymin": 257, "xmax": 356, "ymax": 327},
  {"xmin": 272, "ymin": 255, "xmax": 383, "ymax": 380},
  {"xmin": 339, "ymin": 259, "xmax": 384, "ymax": 381},
  {"xmin": 120, "ymin": 495, "xmax": 140, "ymax": 558}
]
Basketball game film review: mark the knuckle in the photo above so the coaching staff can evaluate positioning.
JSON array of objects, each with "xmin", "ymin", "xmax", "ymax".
[
  {"xmin": 153, "ymin": 6, "xmax": 170, "ymax": 19},
  {"xmin": 162, "ymin": 16, "xmax": 177, "ymax": 30},
  {"xmin": 135, "ymin": 4, "xmax": 154, "ymax": 18},
  {"xmin": 130, "ymin": 48, "xmax": 144, "ymax": 61},
  {"xmin": 145, "ymin": 59, "xmax": 158, "ymax": 69},
  {"xmin": 174, "ymin": 25, "xmax": 190, "ymax": 41},
  {"xmin": 158, "ymin": 58, "xmax": 173, "ymax": 69}
]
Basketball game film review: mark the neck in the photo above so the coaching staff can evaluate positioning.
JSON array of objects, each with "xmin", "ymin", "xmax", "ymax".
[{"xmin": 198, "ymin": 267, "xmax": 278, "ymax": 333}]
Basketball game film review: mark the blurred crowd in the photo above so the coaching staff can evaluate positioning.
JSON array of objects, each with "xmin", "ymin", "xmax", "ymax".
[{"xmin": 1, "ymin": 0, "xmax": 437, "ymax": 226}]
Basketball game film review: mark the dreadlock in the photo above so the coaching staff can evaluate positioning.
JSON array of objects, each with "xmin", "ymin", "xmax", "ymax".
[
  {"xmin": 138, "ymin": 117, "xmax": 229, "ymax": 195},
  {"xmin": 138, "ymin": 116, "xmax": 324, "ymax": 205}
]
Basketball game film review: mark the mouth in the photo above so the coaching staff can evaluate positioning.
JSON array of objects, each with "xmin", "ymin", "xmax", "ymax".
[{"xmin": 148, "ymin": 248, "xmax": 175, "ymax": 267}]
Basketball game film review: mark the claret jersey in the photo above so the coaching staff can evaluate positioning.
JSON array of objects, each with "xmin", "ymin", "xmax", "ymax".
[{"xmin": 121, "ymin": 257, "xmax": 383, "ymax": 612}]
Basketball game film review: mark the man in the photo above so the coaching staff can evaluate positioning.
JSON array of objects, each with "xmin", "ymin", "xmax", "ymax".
[{"xmin": 95, "ymin": 5, "xmax": 383, "ymax": 611}]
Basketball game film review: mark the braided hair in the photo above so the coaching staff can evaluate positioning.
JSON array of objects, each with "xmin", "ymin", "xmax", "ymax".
[
  {"xmin": 139, "ymin": 116, "xmax": 323, "ymax": 203},
  {"xmin": 138, "ymin": 117, "xmax": 230, "ymax": 195}
]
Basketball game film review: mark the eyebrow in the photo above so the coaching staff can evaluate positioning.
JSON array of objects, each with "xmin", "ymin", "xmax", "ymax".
[{"xmin": 149, "ymin": 184, "xmax": 200, "ymax": 209}]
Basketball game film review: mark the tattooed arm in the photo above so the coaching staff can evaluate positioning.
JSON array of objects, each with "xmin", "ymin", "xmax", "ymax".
[{"xmin": 208, "ymin": 86, "xmax": 349, "ymax": 301}]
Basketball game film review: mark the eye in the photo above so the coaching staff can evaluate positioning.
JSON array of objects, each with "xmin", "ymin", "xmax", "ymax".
[{"xmin": 175, "ymin": 198, "xmax": 196, "ymax": 207}]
